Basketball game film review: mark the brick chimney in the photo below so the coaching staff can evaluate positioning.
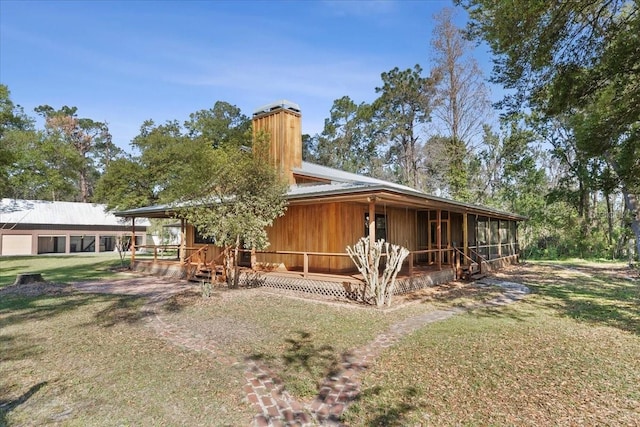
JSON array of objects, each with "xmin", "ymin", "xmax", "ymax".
[{"xmin": 252, "ymin": 100, "xmax": 302, "ymax": 185}]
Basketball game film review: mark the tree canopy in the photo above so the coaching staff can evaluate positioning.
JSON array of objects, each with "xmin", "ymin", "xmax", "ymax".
[{"xmin": 459, "ymin": 0, "xmax": 640, "ymax": 259}]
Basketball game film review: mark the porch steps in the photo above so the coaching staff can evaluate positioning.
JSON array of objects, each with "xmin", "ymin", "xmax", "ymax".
[
  {"xmin": 460, "ymin": 263, "xmax": 485, "ymax": 281},
  {"xmin": 189, "ymin": 265, "xmax": 223, "ymax": 283}
]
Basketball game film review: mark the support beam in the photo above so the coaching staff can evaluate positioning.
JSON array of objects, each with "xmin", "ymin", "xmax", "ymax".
[
  {"xmin": 463, "ymin": 212, "xmax": 468, "ymax": 265},
  {"xmin": 427, "ymin": 211, "xmax": 432, "ymax": 263},
  {"xmin": 131, "ymin": 217, "xmax": 136, "ymax": 263},
  {"xmin": 368, "ymin": 197, "xmax": 376, "ymax": 247},
  {"xmin": 179, "ymin": 218, "xmax": 186, "ymax": 265},
  {"xmin": 437, "ymin": 209, "xmax": 442, "ymax": 270}
]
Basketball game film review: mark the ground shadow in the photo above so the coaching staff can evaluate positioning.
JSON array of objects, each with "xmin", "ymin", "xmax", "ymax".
[
  {"xmin": 344, "ymin": 385, "xmax": 424, "ymax": 426},
  {"xmin": 502, "ymin": 263, "xmax": 640, "ymax": 336},
  {"xmin": 92, "ymin": 295, "xmax": 150, "ymax": 327},
  {"xmin": 0, "ymin": 333, "xmax": 43, "ymax": 362},
  {"xmin": 0, "ymin": 381, "xmax": 48, "ymax": 425},
  {"xmin": 0, "ymin": 292, "xmax": 108, "ymax": 328},
  {"xmin": 282, "ymin": 331, "xmax": 338, "ymax": 377}
]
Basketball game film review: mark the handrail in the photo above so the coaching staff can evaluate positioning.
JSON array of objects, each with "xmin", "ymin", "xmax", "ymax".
[
  {"xmin": 183, "ymin": 246, "xmax": 208, "ymax": 281},
  {"xmin": 468, "ymin": 247, "xmax": 489, "ymax": 264},
  {"xmin": 453, "ymin": 247, "xmax": 476, "ymax": 266}
]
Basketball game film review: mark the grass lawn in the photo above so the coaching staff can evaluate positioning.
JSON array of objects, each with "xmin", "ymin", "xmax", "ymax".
[
  {"xmin": 1, "ymin": 257, "xmax": 639, "ymax": 425},
  {"xmin": 343, "ymin": 261, "xmax": 640, "ymax": 425},
  {"xmin": 0, "ymin": 253, "xmax": 131, "ymax": 287}
]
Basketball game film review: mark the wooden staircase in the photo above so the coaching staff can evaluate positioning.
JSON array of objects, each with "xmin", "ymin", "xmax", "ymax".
[
  {"xmin": 184, "ymin": 246, "xmax": 226, "ymax": 283},
  {"xmin": 454, "ymin": 247, "xmax": 487, "ymax": 281},
  {"xmin": 459, "ymin": 262, "xmax": 486, "ymax": 281},
  {"xmin": 189, "ymin": 264, "xmax": 224, "ymax": 283}
]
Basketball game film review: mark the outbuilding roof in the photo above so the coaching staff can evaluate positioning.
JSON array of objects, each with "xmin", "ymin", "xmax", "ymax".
[{"xmin": 0, "ymin": 199, "xmax": 150, "ymax": 227}]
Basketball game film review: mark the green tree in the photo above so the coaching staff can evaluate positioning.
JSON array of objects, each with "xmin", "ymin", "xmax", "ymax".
[
  {"xmin": 95, "ymin": 119, "xmax": 205, "ymax": 210},
  {"xmin": 0, "ymin": 85, "xmax": 35, "ymax": 198},
  {"xmin": 310, "ymin": 96, "xmax": 382, "ymax": 176},
  {"xmin": 34, "ymin": 105, "xmax": 119, "ymax": 202},
  {"xmin": 460, "ymin": 0, "xmax": 640, "ymax": 259},
  {"xmin": 177, "ymin": 134, "xmax": 288, "ymax": 288},
  {"xmin": 184, "ymin": 101, "xmax": 251, "ymax": 147},
  {"xmin": 430, "ymin": 8, "xmax": 491, "ymax": 201},
  {"xmin": 374, "ymin": 65, "xmax": 438, "ymax": 188}
]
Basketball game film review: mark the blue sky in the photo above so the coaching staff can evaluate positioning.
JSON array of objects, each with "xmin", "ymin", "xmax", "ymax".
[{"xmin": 1, "ymin": 0, "xmax": 495, "ymax": 151}]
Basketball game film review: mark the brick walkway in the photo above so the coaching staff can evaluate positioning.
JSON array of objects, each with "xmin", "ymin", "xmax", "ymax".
[
  {"xmin": 241, "ymin": 280, "xmax": 530, "ymax": 426},
  {"xmin": 75, "ymin": 277, "xmax": 529, "ymax": 426}
]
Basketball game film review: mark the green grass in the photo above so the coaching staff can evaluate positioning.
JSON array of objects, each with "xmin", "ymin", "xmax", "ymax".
[
  {"xmin": 163, "ymin": 291, "xmax": 399, "ymax": 398},
  {"xmin": 0, "ymin": 292, "xmax": 253, "ymax": 426},
  {"xmin": 0, "ymin": 254, "xmax": 130, "ymax": 287},
  {"xmin": 1, "ymin": 260, "xmax": 639, "ymax": 425},
  {"xmin": 342, "ymin": 262, "xmax": 640, "ymax": 425}
]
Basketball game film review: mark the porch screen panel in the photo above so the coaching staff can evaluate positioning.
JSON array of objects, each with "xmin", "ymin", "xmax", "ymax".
[
  {"xmin": 477, "ymin": 219, "xmax": 488, "ymax": 259},
  {"xmin": 490, "ymin": 220, "xmax": 499, "ymax": 259}
]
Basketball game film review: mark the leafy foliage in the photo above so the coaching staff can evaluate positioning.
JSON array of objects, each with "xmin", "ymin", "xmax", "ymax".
[
  {"xmin": 177, "ymin": 134, "xmax": 288, "ymax": 287},
  {"xmin": 460, "ymin": 0, "xmax": 640, "ymax": 260}
]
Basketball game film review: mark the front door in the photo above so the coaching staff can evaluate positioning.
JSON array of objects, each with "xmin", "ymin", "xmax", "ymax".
[{"xmin": 429, "ymin": 220, "xmax": 449, "ymax": 264}]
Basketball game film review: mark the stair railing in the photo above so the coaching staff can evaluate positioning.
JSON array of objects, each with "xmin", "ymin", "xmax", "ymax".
[
  {"xmin": 468, "ymin": 247, "xmax": 489, "ymax": 275},
  {"xmin": 452, "ymin": 247, "xmax": 478, "ymax": 279},
  {"xmin": 184, "ymin": 246, "xmax": 208, "ymax": 281}
]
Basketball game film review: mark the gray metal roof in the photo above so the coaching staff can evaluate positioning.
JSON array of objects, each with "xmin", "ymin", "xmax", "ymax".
[
  {"xmin": 1, "ymin": 199, "xmax": 150, "ymax": 227},
  {"xmin": 114, "ymin": 161, "xmax": 526, "ymax": 221},
  {"xmin": 253, "ymin": 100, "xmax": 301, "ymax": 116}
]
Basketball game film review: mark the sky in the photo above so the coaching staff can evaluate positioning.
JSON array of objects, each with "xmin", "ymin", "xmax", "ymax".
[{"xmin": 0, "ymin": 0, "xmax": 496, "ymax": 152}]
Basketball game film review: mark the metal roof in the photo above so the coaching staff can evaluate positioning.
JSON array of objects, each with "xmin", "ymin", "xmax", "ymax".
[
  {"xmin": 1, "ymin": 199, "xmax": 150, "ymax": 226},
  {"xmin": 253, "ymin": 100, "xmax": 301, "ymax": 116},
  {"xmin": 114, "ymin": 161, "xmax": 526, "ymax": 221}
]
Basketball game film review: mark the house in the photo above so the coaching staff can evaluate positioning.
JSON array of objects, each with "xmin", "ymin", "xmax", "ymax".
[
  {"xmin": 0, "ymin": 199, "xmax": 148, "ymax": 256},
  {"xmin": 115, "ymin": 101, "xmax": 525, "ymax": 298}
]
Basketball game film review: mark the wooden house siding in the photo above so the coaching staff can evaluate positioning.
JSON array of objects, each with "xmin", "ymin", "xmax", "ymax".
[
  {"xmin": 264, "ymin": 202, "xmax": 365, "ymax": 272},
  {"xmin": 252, "ymin": 107, "xmax": 302, "ymax": 185}
]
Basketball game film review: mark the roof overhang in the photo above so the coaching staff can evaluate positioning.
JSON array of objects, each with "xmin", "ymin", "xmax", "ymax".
[
  {"xmin": 115, "ymin": 184, "xmax": 526, "ymax": 222},
  {"xmin": 286, "ymin": 185, "xmax": 527, "ymax": 221}
]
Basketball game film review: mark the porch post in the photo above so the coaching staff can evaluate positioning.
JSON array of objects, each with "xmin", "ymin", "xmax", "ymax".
[
  {"xmin": 463, "ymin": 212, "xmax": 468, "ymax": 265},
  {"xmin": 131, "ymin": 217, "xmax": 136, "ymax": 263},
  {"xmin": 179, "ymin": 218, "xmax": 186, "ymax": 265},
  {"xmin": 427, "ymin": 211, "xmax": 432, "ymax": 262},
  {"xmin": 437, "ymin": 209, "xmax": 442, "ymax": 270},
  {"xmin": 487, "ymin": 217, "xmax": 491, "ymax": 260},
  {"xmin": 368, "ymin": 196, "xmax": 376, "ymax": 247}
]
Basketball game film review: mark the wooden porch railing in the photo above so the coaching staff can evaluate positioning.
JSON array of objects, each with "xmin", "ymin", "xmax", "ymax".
[
  {"xmin": 134, "ymin": 244, "xmax": 181, "ymax": 261},
  {"xmin": 246, "ymin": 247, "xmax": 455, "ymax": 278}
]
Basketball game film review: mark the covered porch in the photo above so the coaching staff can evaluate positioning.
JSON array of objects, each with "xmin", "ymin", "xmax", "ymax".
[{"xmin": 117, "ymin": 189, "xmax": 524, "ymax": 298}]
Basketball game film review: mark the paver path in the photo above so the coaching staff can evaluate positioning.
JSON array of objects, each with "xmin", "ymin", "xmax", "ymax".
[{"xmin": 73, "ymin": 276, "xmax": 530, "ymax": 426}]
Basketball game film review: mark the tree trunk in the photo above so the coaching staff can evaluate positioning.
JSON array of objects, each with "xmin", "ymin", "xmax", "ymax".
[
  {"xmin": 605, "ymin": 191, "xmax": 613, "ymax": 258},
  {"xmin": 606, "ymin": 155, "xmax": 640, "ymax": 262},
  {"xmin": 621, "ymin": 190, "xmax": 640, "ymax": 262}
]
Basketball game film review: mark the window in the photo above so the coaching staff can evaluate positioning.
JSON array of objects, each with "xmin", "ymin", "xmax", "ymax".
[
  {"xmin": 364, "ymin": 213, "xmax": 387, "ymax": 241},
  {"xmin": 70, "ymin": 235, "xmax": 96, "ymax": 252},
  {"xmin": 38, "ymin": 236, "xmax": 66, "ymax": 254},
  {"xmin": 194, "ymin": 228, "xmax": 216, "ymax": 244},
  {"xmin": 100, "ymin": 236, "xmax": 116, "ymax": 252}
]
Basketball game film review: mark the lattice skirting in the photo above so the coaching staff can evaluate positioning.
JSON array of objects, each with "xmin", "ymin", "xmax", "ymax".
[
  {"xmin": 238, "ymin": 272, "xmax": 365, "ymax": 301},
  {"xmin": 238, "ymin": 269, "xmax": 455, "ymax": 301},
  {"xmin": 394, "ymin": 269, "xmax": 455, "ymax": 294},
  {"xmin": 131, "ymin": 261, "xmax": 187, "ymax": 279},
  {"xmin": 132, "ymin": 262, "xmax": 460, "ymax": 301}
]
